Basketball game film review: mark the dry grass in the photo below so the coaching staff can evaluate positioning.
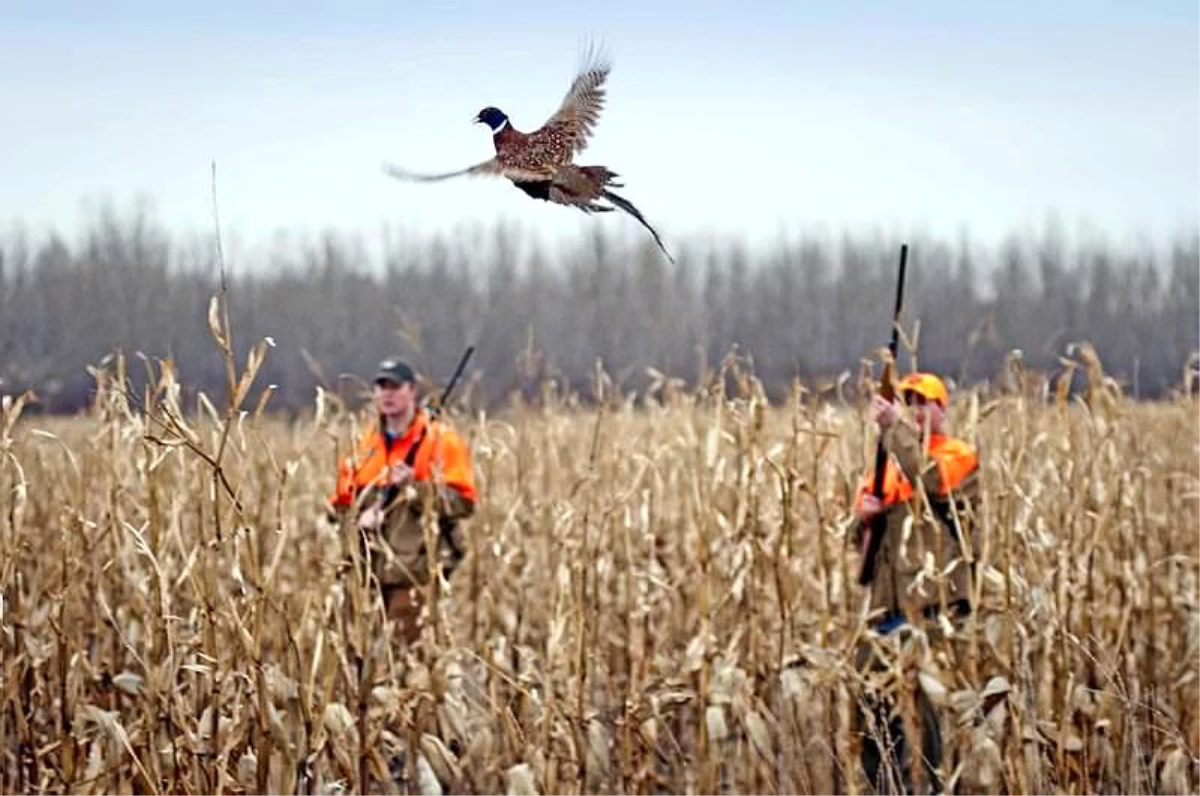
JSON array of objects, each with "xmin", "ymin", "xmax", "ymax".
[{"xmin": 1, "ymin": 334, "xmax": 1198, "ymax": 794}]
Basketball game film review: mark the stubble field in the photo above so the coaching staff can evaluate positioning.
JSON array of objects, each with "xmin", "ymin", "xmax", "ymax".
[{"xmin": 1, "ymin": 347, "xmax": 1197, "ymax": 795}]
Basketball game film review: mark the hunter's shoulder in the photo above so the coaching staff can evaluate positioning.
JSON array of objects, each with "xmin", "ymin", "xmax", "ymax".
[
  {"xmin": 934, "ymin": 434, "xmax": 979, "ymax": 463},
  {"xmin": 428, "ymin": 416, "xmax": 471, "ymax": 447}
]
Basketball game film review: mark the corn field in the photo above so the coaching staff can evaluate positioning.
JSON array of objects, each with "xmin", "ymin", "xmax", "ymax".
[{"xmin": 1, "ymin": 296, "xmax": 1198, "ymax": 795}]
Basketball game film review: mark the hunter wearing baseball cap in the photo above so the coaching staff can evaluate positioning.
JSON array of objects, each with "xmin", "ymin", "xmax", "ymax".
[
  {"xmin": 374, "ymin": 358, "xmax": 417, "ymax": 386},
  {"xmin": 328, "ymin": 356, "xmax": 477, "ymax": 649}
]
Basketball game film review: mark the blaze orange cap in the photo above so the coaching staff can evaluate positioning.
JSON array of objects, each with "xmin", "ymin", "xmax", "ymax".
[{"xmin": 898, "ymin": 372, "xmax": 949, "ymax": 406}]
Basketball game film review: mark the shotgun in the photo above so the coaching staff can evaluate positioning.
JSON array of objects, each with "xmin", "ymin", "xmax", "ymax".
[{"xmin": 858, "ymin": 244, "xmax": 908, "ymax": 586}]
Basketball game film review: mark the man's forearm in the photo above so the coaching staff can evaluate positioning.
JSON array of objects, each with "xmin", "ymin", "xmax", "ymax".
[{"xmin": 883, "ymin": 420, "xmax": 942, "ymax": 495}]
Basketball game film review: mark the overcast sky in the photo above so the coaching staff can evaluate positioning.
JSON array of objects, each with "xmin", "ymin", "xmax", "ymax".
[{"xmin": 3, "ymin": 0, "xmax": 1197, "ymax": 264}]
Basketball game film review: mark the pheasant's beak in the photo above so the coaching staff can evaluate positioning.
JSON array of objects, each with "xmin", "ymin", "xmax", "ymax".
[{"xmin": 471, "ymin": 114, "xmax": 482, "ymax": 125}]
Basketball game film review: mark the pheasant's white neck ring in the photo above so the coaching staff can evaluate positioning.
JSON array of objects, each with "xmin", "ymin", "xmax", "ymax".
[{"xmin": 491, "ymin": 118, "xmax": 509, "ymax": 135}]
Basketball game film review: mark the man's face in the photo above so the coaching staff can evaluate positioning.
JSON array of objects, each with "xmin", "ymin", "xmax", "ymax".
[
  {"xmin": 373, "ymin": 379, "xmax": 414, "ymax": 417},
  {"xmin": 904, "ymin": 391, "xmax": 946, "ymax": 433}
]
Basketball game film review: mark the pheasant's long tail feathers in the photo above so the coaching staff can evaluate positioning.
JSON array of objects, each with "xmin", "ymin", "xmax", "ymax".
[{"xmin": 601, "ymin": 189, "xmax": 674, "ymax": 263}]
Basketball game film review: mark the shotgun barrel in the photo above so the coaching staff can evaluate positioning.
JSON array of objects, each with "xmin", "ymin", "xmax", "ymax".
[{"xmin": 858, "ymin": 244, "xmax": 908, "ymax": 586}]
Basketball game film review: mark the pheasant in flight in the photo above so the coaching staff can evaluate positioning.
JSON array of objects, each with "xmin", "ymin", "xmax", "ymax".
[{"xmin": 382, "ymin": 45, "xmax": 675, "ymax": 263}]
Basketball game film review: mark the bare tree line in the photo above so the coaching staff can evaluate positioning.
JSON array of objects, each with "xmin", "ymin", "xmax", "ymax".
[{"xmin": 1, "ymin": 203, "xmax": 1196, "ymax": 413}]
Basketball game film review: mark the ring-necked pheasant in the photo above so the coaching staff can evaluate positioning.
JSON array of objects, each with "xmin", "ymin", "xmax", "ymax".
[{"xmin": 382, "ymin": 44, "xmax": 674, "ymax": 263}]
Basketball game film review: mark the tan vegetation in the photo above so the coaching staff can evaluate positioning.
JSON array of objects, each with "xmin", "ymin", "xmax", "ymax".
[{"xmin": 2, "ymin": 309, "xmax": 1197, "ymax": 794}]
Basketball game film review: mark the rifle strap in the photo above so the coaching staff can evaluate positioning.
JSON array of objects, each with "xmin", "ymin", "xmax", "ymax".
[{"xmin": 404, "ymin": 426, "xmax": 427, "ymax": 468}]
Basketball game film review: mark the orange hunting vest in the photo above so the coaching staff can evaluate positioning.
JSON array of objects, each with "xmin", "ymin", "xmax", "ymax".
[
  {"xmin": 853, "ymin": 433, "xmax": 978, "ymax": 512},
  {"xmin": 329, "ymin": 410, "xmax": 477, "ymax": 509}
]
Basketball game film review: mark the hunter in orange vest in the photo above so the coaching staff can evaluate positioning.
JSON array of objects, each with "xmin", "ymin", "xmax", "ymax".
[
  {"xmin": 328, "ymin": 358, "xmax": 477, "ymax": 647},
  {"xmin": 852, "ymin": 371, "xmax": 980, "ymax": 626},
  {"xmin": 850, "ymin": 371, "xmax": 983, "ymax": 794}
]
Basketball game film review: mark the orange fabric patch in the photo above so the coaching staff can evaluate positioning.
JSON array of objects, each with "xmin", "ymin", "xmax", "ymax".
[
  {"xmin": 854, "ymin": 433, "xmax": 977, "ymax": 512},
  {"xmin": 330, "ymin": 410, "xmax": 477, "ymax": 508}
]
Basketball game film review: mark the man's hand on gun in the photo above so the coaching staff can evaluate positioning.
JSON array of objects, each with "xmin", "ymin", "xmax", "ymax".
[
  {"xmin": 872, "ymin": 392, "xmax": 900, "ymax": 429},
  {"xmin": 856, "ymin": 493, "xmax": 884, "ymax": 523},
  {"xmin": 356, "ymin": 463, "xmax": 416, "ymax": 531},
  {"xmin": 357, "ymin": 501, "xmax": 384, "ymax": 531},
  {"xmin": 388, "ymin": 462, "xmax": 414, "ymax": 489}
]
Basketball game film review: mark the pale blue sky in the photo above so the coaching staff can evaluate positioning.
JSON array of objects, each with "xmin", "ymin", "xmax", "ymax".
[{"xmin": 3, "ymin": 0, "xmax": 1197, "ymax": 265}]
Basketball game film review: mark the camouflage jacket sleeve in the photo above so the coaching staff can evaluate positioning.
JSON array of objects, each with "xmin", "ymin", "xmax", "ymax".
[{"xmin": 882, "ymin": 419, "xmax": 945, "ymax": 497}]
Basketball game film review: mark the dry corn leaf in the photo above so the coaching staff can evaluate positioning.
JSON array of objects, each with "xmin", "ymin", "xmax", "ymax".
[
  {"xmin": 237, "ymin": 750, "xmax": 257, "ymax": 791},
  {"xmin": 1161, "ymin": 747, "xmax": 1193, "ymax": 795},
  {"xmin": 416, "ymin": 752, "xmax": 443, "ymax": 796},
  {"xmin": 586, "ymin": 718, "xmax": 611, "ymax": 778},
  {"xmin": 420, "ymin": 733, "xmax": 462, "ymax": 788},
  {"xmin": 112, "ymin": 671, "xmax": 143, "ymax": 696},
  {"xmin": 742, "ymin": 709, "xmax": 772, "ymax": 762},
  {"xmin": 264, "ymin": 663, "xmax": 298, "ymax": 704},
  {"xmin": 705, "ymin": 705, "xmax": 729, "ymax": 743},
  {"xmin": 917, "ymin": 670, "xmax": 947, "ymax": 705},
  {"xmin": 504, "ymin": 762, "xmax": 539, "ymax": 796}
]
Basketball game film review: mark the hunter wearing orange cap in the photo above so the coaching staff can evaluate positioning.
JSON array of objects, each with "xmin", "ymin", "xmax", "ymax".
[
  {"xmin": 850, "ymin": 370, "xmax": 983, "ymax": 794},
  {"xmin": 852, "ymin": 371, "xmax": 979, "ymax": 613},
  {"xmin": 328, "ymin": 358, "xmax": 478, "ymax": 647}
]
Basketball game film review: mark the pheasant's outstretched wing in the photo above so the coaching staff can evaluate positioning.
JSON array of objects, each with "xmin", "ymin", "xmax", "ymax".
[
  {"xmin": 538, "ymin": 42, "xmax": 612, "ymax": 156},
  {"xmin": 382, "ymin": 158, "xmax": 551, "ymax": 183}
]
